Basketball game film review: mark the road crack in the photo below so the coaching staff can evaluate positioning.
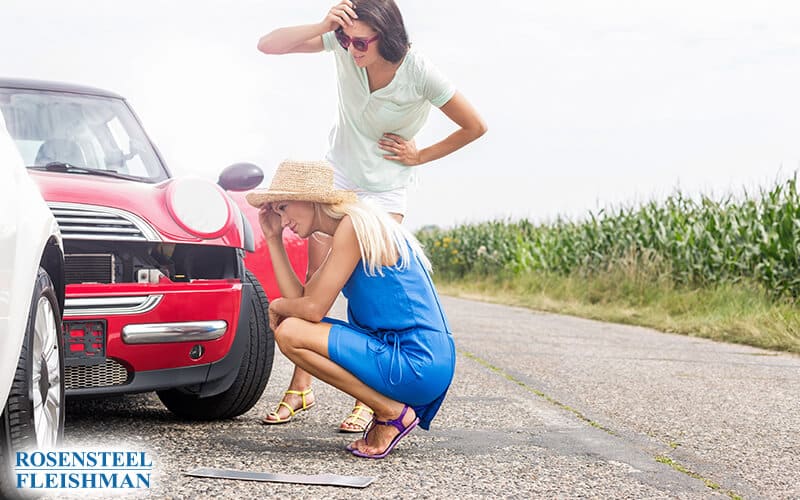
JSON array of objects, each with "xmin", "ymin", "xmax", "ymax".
[
  {"xmin": 460, "ymin": 348, "xmax": 746, "ymax": 500},
  {"xmin": 459, "ymin": 349, "xmax": 615, "ymax": 434}
]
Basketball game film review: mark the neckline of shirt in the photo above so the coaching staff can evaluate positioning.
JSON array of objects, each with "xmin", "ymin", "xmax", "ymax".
[{"xmin": 360, "ymin": 47, "xmax": 413, "ymax": 96}]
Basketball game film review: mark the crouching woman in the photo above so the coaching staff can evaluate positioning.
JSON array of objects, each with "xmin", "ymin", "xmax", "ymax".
[{"xmin": 246, "ymin": 160, "xmax": 455, "ymax": 458}]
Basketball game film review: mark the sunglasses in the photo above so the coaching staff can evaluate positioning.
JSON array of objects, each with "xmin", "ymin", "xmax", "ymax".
[{"xmin": 335, "ymin": 28, "xmax": 380, "ymax": 52}]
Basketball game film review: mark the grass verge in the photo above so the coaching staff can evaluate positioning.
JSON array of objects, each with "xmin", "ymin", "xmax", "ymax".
[{"xmin": 434, "ymin": 269, "xmax": 800, "ymax": 354}]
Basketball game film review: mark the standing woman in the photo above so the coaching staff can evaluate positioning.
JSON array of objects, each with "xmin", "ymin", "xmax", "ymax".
[{"xmin": 257, "ymin": 0, "xmax": 486, "ymax": 432}]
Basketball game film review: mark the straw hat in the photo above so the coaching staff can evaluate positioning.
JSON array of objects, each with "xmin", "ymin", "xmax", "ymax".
[{"xmin": 246, "ymin": 160, "xmax": 358, "ymax": 208}]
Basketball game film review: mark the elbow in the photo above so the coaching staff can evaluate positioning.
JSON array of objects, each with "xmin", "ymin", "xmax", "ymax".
[
  {"xmin": 461, "ymin": 117, "xmax": 487, "ymax": 143},
  {"xmin": 257, "ymin": 36, "xmax": 281, "ymax": 55},
  {"xmin": 256, "ymin": 37, "xmax": 269, "ymax": 54},
  {"xmin": 305, "ymin": 302, "xmax": 327, "ymax": 323},
  {"xmin": 474, "ymin": 118, "xmax": 488, "ymax": 139},
  {"xmin": 308, "ymin": 310, "xmax": 326, "ymax": 323}
]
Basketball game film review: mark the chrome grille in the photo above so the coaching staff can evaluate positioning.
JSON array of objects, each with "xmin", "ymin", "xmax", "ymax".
[
  {"xmin": 48, "ymin": 202, "xmax": 161, "ymax": 242},
  {"xmin": 64, "ymin": 295, "xmax": 163, "ymax": 317},
  {"xmin": 65, "ymin": 359, "xmax": 129, "ymax": 389}
]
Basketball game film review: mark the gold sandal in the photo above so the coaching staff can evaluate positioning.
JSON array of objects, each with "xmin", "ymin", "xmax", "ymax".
[
  {"xmin": 338, "ymin": 404, "xmax": 374, "ymax": 433},
  {"xmin": 261, "ymin": 387, "xmax": 315, "ymax": 425}
]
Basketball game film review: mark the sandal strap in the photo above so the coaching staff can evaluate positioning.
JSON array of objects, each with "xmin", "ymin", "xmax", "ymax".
[
  {"xmin": 274, "ymin": 400, "xmax": 296, "ymax": 418},
  {"xmin": 283, "ymin": 387, "xmax": 313, "ymax": 411},
  {"xmin": 345, "ymin": 405, "xmax": 374, "ymax": 425},
  {"xmin": 351, "ymin": 405, "xmax": 374, "ymax": 417},
  {"xmin": 373, "ymin": 404, "xmax": 410, "ymax": 434}
]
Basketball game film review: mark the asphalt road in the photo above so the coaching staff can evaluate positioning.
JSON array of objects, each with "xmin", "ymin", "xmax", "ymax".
[{"xmin": 54, "ymin": 296, "xmax": 799, "ymax": 499}]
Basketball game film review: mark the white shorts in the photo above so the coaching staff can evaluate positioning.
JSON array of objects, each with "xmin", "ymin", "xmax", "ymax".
[{"xmin": 333, "ymin": 168, "xmax": 408, "ymax": 216}]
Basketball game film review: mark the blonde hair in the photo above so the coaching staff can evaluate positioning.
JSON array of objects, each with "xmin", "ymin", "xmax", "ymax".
[{"xmin": 319, "ymin": 200, "xmax": 432, "ymax": 276}]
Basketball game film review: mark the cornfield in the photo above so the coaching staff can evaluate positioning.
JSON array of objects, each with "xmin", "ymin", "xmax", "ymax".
[{"xmin": 416, "ymin": 176, "xmax": 800, "ymax": 299}]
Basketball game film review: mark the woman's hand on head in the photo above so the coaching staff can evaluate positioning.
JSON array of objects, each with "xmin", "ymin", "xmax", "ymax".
[
  {"xmin": 380, "ymin": 133, "xmax": 421, "ymax": 166},
  {"xmin": 258, "ymin": 203, "xmax": 283, "ymax": 240},
  {"xmin": 323, "ymin": 0, "xmax": 357, "ymax": 31}
]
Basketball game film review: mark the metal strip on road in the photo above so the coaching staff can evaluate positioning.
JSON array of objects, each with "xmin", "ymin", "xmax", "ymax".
[{"xmin": 184, "ymin": 468, "xmax": 376, "ymax": 488}]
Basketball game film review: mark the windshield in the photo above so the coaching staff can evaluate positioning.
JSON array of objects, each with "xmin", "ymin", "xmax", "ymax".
[{"xmin": 0, "ymin": 88, "xmax": 168, "ymax": 182}]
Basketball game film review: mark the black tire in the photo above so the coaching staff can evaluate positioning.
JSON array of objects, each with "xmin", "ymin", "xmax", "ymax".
[
  {"xmin": 0, "ymin": 268, "xmax": 65, "ymax": 497},
  {"xmin": 157, "ymin": 270, "xmax": 274, "ymax": 420}
]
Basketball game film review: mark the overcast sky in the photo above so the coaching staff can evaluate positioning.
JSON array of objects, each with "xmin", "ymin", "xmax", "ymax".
[{"xmin": 3, "ymin": 1, "xmax": 800, "ymax": 229}]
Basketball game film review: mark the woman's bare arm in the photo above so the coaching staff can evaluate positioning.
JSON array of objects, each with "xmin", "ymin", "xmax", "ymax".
[
  {"xmin": 270, "ymin": 216, "xmax": 360, "ymax": 322},
  {"xmin": 257, "ymin": 24, "xmax": 327, "ymax": 54},
  {"xmin": 258, "ymin": 205, "xmax": 304, "ymax": 298},
  {"xmin": 379, "ymin": 91, "xmax": 488, "ymax": 166},
  {"xmin": 257, "ymin": 0, "xmax": 357, "ymax": 54},
  {"xmin": 419, "ymin": 92, "xmax": 488, "ymax": 164}
]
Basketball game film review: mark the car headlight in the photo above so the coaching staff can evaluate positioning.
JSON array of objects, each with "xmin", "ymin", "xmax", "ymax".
[{"xmin": 166, "ymin": 178, "xmax": 231, "ymax": 238}]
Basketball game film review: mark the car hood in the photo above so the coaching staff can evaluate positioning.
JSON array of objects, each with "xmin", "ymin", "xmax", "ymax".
[{"xmin": 29, "ymin": 170, "xmax": 246, "ymax": 247}]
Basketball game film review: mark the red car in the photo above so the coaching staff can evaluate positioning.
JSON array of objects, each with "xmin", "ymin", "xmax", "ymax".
[{"xmin": 0, "ymin": 78, "xmax": 307, "ymax": 420}]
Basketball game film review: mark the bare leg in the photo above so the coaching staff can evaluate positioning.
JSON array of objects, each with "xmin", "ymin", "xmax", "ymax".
[
  {"xmin": 313, "ymin": 230, "xmax": 372, "ymax": 431},
  {"xmin": 274, "ymin": 317, "xmax": 417, "ymax": 455},
  {"xmin": 263, "ymin": 234, "xmax": 330, "ymax": 422},
  {"xmin": 269, "ymin": 214, "xmax": 404, "ymax": 427},
  {"xmin": 336, "ymin": 213, "xmax": 402, "ymax": 430}
]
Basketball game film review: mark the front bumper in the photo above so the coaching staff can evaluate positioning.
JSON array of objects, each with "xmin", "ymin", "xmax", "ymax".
[
  {"xmin": 121, "ymin": 320, "xmax": 228, "ymax": 344},
  {"xmin": 63, "ymin": 279, "xmax": 251, "ymax": 397}
]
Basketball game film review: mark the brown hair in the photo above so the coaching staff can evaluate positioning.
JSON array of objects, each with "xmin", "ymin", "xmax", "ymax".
[{"xmin": 353, "ymin": 0, "xmax": 409, "ymax": 63}]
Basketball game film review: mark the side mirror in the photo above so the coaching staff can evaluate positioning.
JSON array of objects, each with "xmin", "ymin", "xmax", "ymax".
[{"xmin": 218, "ymin": 162, "xmax": 264, "ymax": 191}]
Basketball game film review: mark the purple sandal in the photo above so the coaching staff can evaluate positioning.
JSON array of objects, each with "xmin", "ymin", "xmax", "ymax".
[{"xmin": 349, "ymin": 405, "xmax": 419, "ymax": 459}]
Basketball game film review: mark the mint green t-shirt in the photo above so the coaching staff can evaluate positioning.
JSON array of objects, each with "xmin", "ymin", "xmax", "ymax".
[{"xmin": 322, "ymin": 31, "xmax": 456, "ymax": 192}]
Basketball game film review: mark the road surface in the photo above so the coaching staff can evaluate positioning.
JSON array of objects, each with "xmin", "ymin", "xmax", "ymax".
[{"xmin": 57, "ymin": 296, "xmax": 799, "ymax": 499}]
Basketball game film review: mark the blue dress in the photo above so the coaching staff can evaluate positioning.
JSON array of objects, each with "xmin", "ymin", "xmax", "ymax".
[{"xmin": 326, "ymin": 248, "xmax": 455, "ymax": 430}]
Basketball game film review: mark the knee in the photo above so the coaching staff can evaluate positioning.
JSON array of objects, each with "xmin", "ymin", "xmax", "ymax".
[{"xmin": 274, "ymin": 317, "xmax": 305, "ymax": 352}]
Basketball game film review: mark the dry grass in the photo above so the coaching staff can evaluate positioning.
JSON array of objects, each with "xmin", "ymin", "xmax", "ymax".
[{"xmin": 435, "ymin": 270, "xmax": 800, "ymax": 354}]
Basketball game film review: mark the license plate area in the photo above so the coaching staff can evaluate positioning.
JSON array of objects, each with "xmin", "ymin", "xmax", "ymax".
[{"xmin": 62, "ymin": 320, "xmax": 107, "ymax": 366}]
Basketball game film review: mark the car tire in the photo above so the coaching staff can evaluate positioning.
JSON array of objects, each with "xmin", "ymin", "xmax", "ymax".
[
  {"xmin": 157, "ymin": 270, "xmax": 274, "ymax": 420},
  {"xmin": 0, "ymin": 268, "xmax": 65, "ymax": 496}
]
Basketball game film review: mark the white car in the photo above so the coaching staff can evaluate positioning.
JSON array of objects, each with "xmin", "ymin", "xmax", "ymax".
[{"xmin": 0, "ymin": 117, "xmax": 65, "ymax": 489}]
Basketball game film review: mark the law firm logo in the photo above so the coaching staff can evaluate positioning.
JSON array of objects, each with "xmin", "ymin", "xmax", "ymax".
[{"xmin": 15, "ymin": 450, "xmax": 153, "ymax": 492}]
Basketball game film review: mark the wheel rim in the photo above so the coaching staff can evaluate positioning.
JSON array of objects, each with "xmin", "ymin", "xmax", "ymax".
[{"xmin": 31, "ymin": 296, "xmax": 62, "ymax": 448}]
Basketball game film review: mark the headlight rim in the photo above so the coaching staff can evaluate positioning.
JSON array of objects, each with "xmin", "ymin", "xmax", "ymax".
[{"xmin": 165, "ymin": 177, "xmax": 232, "ymax": 239}]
